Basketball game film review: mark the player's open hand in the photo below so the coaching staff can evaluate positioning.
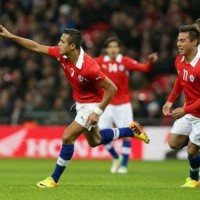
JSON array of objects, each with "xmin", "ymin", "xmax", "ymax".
[
  {"xmin": 0, "ymin": 25, "xmax": 13, "ymax": 38},
  {"xmin": 162, "ymin": 101, "xmax": 173, "ymax": 116},
  {"xmin": 171, "ymin": 107, "xmax": 185, "ymax": 119},
  {"xmin": 147, "ymin": 52, "xmax": 158, "ymax": 63}
]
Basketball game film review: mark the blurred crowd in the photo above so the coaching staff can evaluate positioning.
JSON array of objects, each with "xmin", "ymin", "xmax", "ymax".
[{"xmin": 0, "ymin": 0, "xmax": 199, "ymax": 125}]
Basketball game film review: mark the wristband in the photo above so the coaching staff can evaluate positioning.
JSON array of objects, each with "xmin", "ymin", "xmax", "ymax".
[{"xmin": 94, "ymin": 107, "xmax": 103, "ymax": 116}]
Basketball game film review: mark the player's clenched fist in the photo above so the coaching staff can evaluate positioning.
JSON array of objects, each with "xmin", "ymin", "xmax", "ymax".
[{"xmin": 0, "ymin": 25, "xmax": 12, "ymax": 38}]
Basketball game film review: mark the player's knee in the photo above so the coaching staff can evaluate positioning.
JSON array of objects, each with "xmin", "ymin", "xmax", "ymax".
[
  {"xmin": 62, "ymin": 135, "xmax": 74, "ymax": 145},
  {"xmin": 168, "ymin": 141, "xmax": 182, "ymax": 150},
  {"xmin": 168, "ymin": 135, "xmax": 187, "ymax": 150},
  {"xmin": 89, "ymin": 143, "xmax": 97, "ymax": 148},
  {"xmin": 87, "ymin": 139, "xmax": 101, "ymax": 148},
  {"xmin": 88, "ymin": 141, "xmax": 99, "ymax": 148}
]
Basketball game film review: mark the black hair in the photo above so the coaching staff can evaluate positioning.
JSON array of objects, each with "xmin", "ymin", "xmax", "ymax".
[
  {"xmin": 179, "ymin": 24, "xmax": 199, "ymax": 44},
  {"xmin": 195, "ymin": 18, "xmax": 200, "ymax": 23},
  {"xmin": 64, "ymin": 29, "xmax": 83, "ymax": 49},
  {"xmin": 104, "ymin": 37, "xmax": 121, "ymax": 48},
  {"xmin": 194, "ymin": 18, "xmax": 200, "ymax": 32}
]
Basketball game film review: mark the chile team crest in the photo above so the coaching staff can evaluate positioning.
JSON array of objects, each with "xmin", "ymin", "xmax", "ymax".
[
  {"xmin": 189, "ymin": 75, "xmax": 195, "ymax": 82},
  {"xmin": 78, "ymin": 75, "xmax": 84, "ymax": 82}
]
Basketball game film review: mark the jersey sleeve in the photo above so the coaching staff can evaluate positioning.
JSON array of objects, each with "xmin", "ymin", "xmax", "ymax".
[
  {"xmin": 167, "ymin": 77, "xmax": 183, "ymax": 103},
  {"xmin": 184, "ymin": 99, "xmax": 200, "ymax": 113},
  {"xmin": 86, "ymin": 59, "xmax": 106, "ymax": 84},
  {"xmin": 48, "ymin": 46, "xmax": 60, "ymax": 58},
  {"xmin": 123, "ymin": 56, "xmax": 152, "ymax": 72},
  {"xmin": 167, "ymin": 56, "xmax": 183, "ymax": 103}
]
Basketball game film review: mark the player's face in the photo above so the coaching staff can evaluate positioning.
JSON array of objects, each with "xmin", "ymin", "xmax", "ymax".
[
  {"xmin": 105, "ymin": 41, "xmax": 120, "ymax": 60},
  {"xmin": 58, "ymin": 34, "xmax": 73, "ymax": 55},
  {"xmin": 177, "ymin": 32, "xmax": 196, "ymax": 56}
]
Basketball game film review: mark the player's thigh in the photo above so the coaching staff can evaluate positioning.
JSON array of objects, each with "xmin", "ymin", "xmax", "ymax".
[
  {"xmin": 75, "ymin": 102, "xmax": 99, "ymax": 131},
  {"xmin": 113, "ymin": 103, "xmax": 133, "ymax": 127},
  {"xmin": 190, "ymin": 116, "xmax": 200, "ymax": 147},
  {"xmin": 62, "ymin": 121, "xmax": 86, "ymax": 144},
  {"xmin": 99, "ymin": 105, "xmax": 113, "ymax": 129},
  {"xmin": 169, "ymin": 115, "xmax": 192, "ymax": 149},
  {"xmin": 84, "ymin": 127, "xmax": 101, "ymax": 147}
]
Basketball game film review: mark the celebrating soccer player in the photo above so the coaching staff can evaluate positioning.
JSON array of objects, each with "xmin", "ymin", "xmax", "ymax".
[
  {"xmin": 95, "ymin": 37, "xmax": 158, "ymax": 174},
  {"xmin": 0, "ymin": 25, "xmax": 150, "ymax": 188},
  {"xmin": 162, "ymin": 25, "xmax": 200, "ymax": 188}
]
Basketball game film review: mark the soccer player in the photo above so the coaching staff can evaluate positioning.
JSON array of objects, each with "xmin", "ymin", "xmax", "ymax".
[
  {"xmin": 0, "ymin": 25, "xmax": 150, "ymax": 188},
  {"xmin": 162, "ymin": 25, "xmax": 200, "ymax": 188},
  {"xmin": 95, "ymin": 37, "xmax": 158, "ymax": 174}
]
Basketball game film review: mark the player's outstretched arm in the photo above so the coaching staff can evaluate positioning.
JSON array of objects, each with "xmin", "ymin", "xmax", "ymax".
[
  {"xmin": 0, "ymin": 25, "xmax": 49, "ymax": 54},
  {"xmin": 125, "ymin": 52, "xmax": 158, "ymax": 72},
  {"xmin": 147, "ymin": 52, "xmax": 158, "ymax": 63}
]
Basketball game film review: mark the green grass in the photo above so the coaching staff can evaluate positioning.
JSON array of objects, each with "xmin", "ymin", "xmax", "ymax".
[{"xmin": 0, "ymin": 159, "xmax": 200, "ymax": 200}]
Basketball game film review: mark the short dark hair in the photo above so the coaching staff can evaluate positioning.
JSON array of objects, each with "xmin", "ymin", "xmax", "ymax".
[
  {"xmin": 64, "ymin": 29, "xmax": 83, "ymax": 49},
  {"xmin": 104, "ymin": 37, "xmax": 121, "ymax": 48},
  {"xmin": 194, "ymin": 18, "xmax": 200, "ymax": 32},
  {"xmin": 179, "ymin": 24, "xmax": 199, "ymax": 44},
  {"xmin": 195, "ymin": 18, "xmax": 200, "ymax": 24}
]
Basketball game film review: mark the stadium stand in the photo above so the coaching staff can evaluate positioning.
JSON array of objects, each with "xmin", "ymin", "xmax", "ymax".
[{"xmin": 0, "ymin": 0, "xmax": 199, "ymax": 125}]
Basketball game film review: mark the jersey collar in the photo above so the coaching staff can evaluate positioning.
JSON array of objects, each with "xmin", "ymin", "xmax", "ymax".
[
  {"xmin": 103, "ymin": 54, "xmax": 122, "ymax": 62},
  {"xmin": 181, "ymin": 49, "xmax": 200, "ymax": 67},
  {"xmin": 75, "ymin": 48, "xmax": 84, "ymax": 69},
  {"xmin": 63, "ymin": 48, "xmax": 84, "ymax": 69}
]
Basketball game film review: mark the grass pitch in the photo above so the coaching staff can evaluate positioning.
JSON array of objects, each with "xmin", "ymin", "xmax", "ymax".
[{"xmin": 0, "ymin": 159, "xmax": 200, "ymax": 200}]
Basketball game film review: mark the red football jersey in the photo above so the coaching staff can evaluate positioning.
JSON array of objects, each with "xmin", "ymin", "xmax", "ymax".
[
  {"xmin": 95, "ymin": 54, "xmax": 152, "ymax": 105},
  {"xmin": 48, "ymin": 46, "xmax": 106, "ymax": 103},
  {"xmin": 168, "ymin": 53, "xmax": 200, "ymax": 117}
]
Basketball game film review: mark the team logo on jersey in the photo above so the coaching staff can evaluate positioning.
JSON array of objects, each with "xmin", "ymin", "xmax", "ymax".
[
  {"xmin": 189, "ymin": 75, "xmax": 195, "ymax": 82},
  {"xmin": 119, "ymin": 64, "xmax": 125, "ymax": 71},
  {"xmin": 78, "ymin": 75, "xmax": 84, "ymax": 82},
  {"xmin": 78, "ymin": 75, "xmax": 88, "ymax": 82}
]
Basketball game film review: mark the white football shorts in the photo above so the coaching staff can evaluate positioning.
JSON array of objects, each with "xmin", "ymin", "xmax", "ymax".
[
  {"xmin": 170, "ymin": 114, "xmax": 200, "ymax": 146},
  {"xmin": 99, "ymin": 102, "xmax": 133, "ymax": 129},
  {"xmin": 75, "ymin": 102, "xmax": 100, "ymax": 131}
]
